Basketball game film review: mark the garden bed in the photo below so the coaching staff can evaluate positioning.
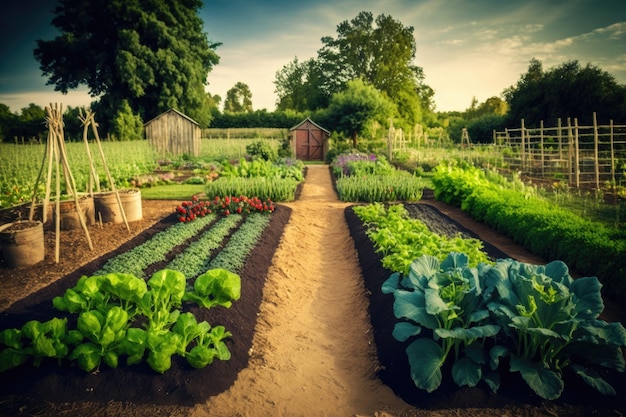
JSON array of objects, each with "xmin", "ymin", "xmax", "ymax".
[
  {"xmin": 345, "ymin": 202, "xmax": 626, "ymax": 414},
  {"xmin": 0, "ymin": 204, "xmax": 290, "ymax": 408}
]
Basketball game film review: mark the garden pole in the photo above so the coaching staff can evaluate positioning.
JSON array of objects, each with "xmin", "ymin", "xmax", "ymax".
[{"xmin": 90, "ymin": 114, "xmax": 131, "ymax": 232}]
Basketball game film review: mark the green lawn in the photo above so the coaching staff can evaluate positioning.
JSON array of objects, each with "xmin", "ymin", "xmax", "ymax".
[{"xmin": 140, "ymin": 184, "xmax": 205, "ymax": 200}]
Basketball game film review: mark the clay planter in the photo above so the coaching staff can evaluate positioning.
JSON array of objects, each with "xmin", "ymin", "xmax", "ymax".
[
  {"xmin": 0, "ymin": 220, "xmax": 45, "ymax": 268},
  {"xmin": 94, "ymin": 189, "xmax": 143, "ymax": 224},
  {"xmin": 53, "ymin": 195, "xmax": 95, "ymax": 230}
]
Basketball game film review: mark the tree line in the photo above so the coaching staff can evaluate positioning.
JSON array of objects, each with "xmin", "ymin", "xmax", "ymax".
[{"xmin": 1, "ymin": 0, "xmax": 625, "ymax": 144}]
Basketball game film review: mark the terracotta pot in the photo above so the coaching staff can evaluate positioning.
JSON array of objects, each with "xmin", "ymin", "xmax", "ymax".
[
  {"xmin": 94, "ymin": 189, "xmax": 143, "ymax": 224},
  {"xmin": 0, "ymin": 220, "xmax": 44, "ymax": 268}
]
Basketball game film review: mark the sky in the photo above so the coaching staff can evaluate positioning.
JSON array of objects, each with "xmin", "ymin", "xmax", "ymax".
[{"xmin": 0, "ymin": 0, "xmax": 625, "ymax": 114}]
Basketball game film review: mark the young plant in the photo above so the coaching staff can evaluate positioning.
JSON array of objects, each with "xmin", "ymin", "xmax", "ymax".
[
  {"xmin": 69, "ymin": 305, "xmax": 129, "ymax": 372},
  {"xmin": 183, "ymin": 268, "xmax": 241, "ymax": 309},
  {"xmin": 382, "ymin": 252, "xmax": 501, "ymax": 393}
]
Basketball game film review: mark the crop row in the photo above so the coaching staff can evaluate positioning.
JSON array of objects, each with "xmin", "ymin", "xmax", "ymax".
[
  {"xmin": 167, "ymin": 214, "xmax": 243, "ymax": 279},
  {"xmin": 353, "ymin": 202, "xmax": 490, "ymax": 274},
  {"xmin": 431, "ymin": 162, "xmax": 626, "ymax": 299},
  {"xmin": 331, "ymin": 152, "xmax": 424, "ymax": 202}
]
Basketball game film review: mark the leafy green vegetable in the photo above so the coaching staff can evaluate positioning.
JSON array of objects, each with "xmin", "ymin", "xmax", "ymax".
[
  {"xmin": 183, "ymin": 268, "xmax": 241, "ymax": 309},
  {"xmin": 382, "ymin": 252, "xmax": 501, "ymax": 393},
  {"xmin": 70, "ymin": 306, "xmax": 130, "ymax": 371},
  {"xmin": 384, "ymin": 252, "xmax": 626, "ymax": 400},
  {"xmin": 485, "ymin": 258, "xmax": 626, "ymax": 399}
]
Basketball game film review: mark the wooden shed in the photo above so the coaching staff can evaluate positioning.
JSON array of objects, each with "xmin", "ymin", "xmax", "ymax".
[
  {"xmin": 289, "ymin": 118, "xmax": 330, "ymax": 161},
  {"xmin": 144, "ymin": 108, "xmax": 201, "ymax": 156}
]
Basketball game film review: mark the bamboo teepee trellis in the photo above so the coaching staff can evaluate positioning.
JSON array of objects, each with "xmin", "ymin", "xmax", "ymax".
[
  {"xmin": 28, "ymin": 103, "xmax": 93, "ymax": 263},
  {"xmin": 78, "ymin": 109, "xmax": 130, "ymax": 232}
]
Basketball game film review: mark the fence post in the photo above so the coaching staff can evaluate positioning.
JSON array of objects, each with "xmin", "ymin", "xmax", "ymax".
[
  {"xmin": 574, "ymin": 118, "xmax": 580, "ymax": 189},
  {"xmin": 567, "ymin": 118, "xmax": 573, "ymax": 186},
  {"xmin": 539, "ymin": 120, "xmax": 545, "ymax": 178},
  {"xmin": 520, "ymin": 119, "xmax": 526, "ymax": 171},
  {"xmin": 593, "ymin": 112, "xmax": 600, "ymax": 190}
]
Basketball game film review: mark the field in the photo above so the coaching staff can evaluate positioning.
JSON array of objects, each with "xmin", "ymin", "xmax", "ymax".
[{"xmin": 0, "ymin": 140, "xmax": 625, "ymax": 416}]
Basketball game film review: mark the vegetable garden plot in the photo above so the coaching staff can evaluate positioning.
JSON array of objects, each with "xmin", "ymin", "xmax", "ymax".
[
  {"xmin": 0, "ymin": 205, "xmax": 291, "ymax": 407},
  {"xmin": 345, "ymin": 203, "xmax": 626, "ymax": 413}
]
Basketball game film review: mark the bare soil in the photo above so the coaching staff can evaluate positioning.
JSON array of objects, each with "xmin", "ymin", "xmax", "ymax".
[{"xmin": 0, "ymin": 165, "xmax": 624, "ymax": 417}]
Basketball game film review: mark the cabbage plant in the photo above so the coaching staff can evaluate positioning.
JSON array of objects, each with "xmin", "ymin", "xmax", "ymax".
[
  {"xmin": 382, "ymin": 252, "xmax": 501, "ymax": 393},
  {"xmin": 384, "ymin": 253, "xmax": 626, "ymax": 400},
  {"xmin": 485, "ymin": 259, "xmax": 626, "ymax": 400}
]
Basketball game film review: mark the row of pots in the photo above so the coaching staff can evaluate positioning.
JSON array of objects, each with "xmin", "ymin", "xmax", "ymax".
[{"xmin": 0, "ymin": 189, "xmax": 142, "ymax": 268}]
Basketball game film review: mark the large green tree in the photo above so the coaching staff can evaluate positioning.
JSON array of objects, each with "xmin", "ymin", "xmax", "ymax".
[
  {"xmin": 34, "ymin": 0, "xmax": 220, "ymax": 128},
  {"xmin": 504, "ymin": 58, "xmax": 626, "ymax": 126},
  {"xmin": 274, "ymin": 11, "xmax": 433, "ymax": 127}
]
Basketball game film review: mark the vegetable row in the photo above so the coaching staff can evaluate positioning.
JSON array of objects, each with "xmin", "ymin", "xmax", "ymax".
[
  {"xmin": 353, "ymin": 202, "xmax": 490, "ymax": 274},
  {"xmin": 331, "ymin": 152, "xmax": 424, "ymax": 202},
  {"xmin": 0, "ymin": 268, "xmax": 241, "ymax": 374},
  {"xmin": 0, "ymin": 199, "xmax": 277, "ymax": 375},
  {"xmin": 431, "ymin": 162, "xmax": 626, "ymax": 299}
]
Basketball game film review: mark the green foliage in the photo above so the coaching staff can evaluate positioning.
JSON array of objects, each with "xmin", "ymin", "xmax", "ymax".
[
  {"xmin": 503, "ymin": 58, "xmax": 626, "ymax": 126},
  {"xmin": 485, "ymin": 259, "xmax": 626, "ymax": 399},
  {"xmin": 276, "ymin": 11, "xmax": 435, "ymax": 126},
  {"xmin": 183, "ymin": 269, "xmax": 241, "ymax": 309},
  {"xmin": 384, "ymin": 253, "xmax": 626, "ymax": 399},
  {"xmin": 382, "ymin": 253, "xmax": 501, "ymax": 393},
  {"xmin": 353, "ymin": 203, "xmax": 490, "ymax": 274},
  {"xmin": 246, "ymin": 140, "xmax": 278, "ymax": 162},
  {"xmin": 208, "ymin": 213, "xmax": 271, "ymax": 273},
  {"xmin": 110, "ymin": 100, "xmax": 144, "ymax": 141},
  {"xmin": 34, "ymin": 0, "xmax": 220, "ymax": 129},
  {"xmin": 94, "ymin": 214, "xmax": 217, "ymax": 277},
  {"xmin": 1, "ymin": 268, "xmax": 241, "ymax": 374},
  {"xmin": 167, "ymin": 215, "xmax": 242, "ymax": 279},
  {"xmin": 205, "ymin": 177, "xmax": 299, "ymax": 202},
  {"xmin": 336, "ymin": 173, "xmax": 423, "ymax": 202},
  {"xmin": 325, "ymin": 79, "xmax": 395, "ymax": 146},
  {"xmin": 224, "ymin": 82, "xmax": 253, "ymax": 113},
  {"xmin": 331, "ymin": 152, "xmax": 423, "ymax": 202},
  {"xmin": 431, "ymin": 162, "xmax": 626, "ymax": 299}
]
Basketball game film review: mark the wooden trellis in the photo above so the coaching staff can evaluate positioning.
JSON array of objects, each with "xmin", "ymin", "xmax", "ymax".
[
  {"xmin": 79, "ymin": 109, "xmax": 130, "ymax": 232},
  {"xmin": 28, "ymin": 103, "xmax": 93, "ymax": 263}
]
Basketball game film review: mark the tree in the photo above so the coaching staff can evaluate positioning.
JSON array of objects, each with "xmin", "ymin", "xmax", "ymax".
[
  {"xmin": 110, "ymin": 100, "xmax": 144, "ymax": 141},
  {"xmin": 325, "ymin": 79, "xmax": 395, "ymax": 148},
  {"xmin": 34, "ymin": 0, "xmax": 221, "ymax": 129},
  {"xmin": 274, "ymin": 57, "xmax": 317, "ymax": 112},
  {"xmin": 503, "ymin": 58, "xmax": 626, "ymax": 126},
  {"xmin": 223, "ymin": 82, "xmax": 253, "ymax": 113},
  {"xmin": 0, "ymin": 104, "xmax": 18, "ymax": 142},
  {"xmin": 274, "ymin": 11, "xmax": 434, "ymax": 126},
  {"xmin": 316, "ymin": 11, "xmax": 433, "ymax": 124}
]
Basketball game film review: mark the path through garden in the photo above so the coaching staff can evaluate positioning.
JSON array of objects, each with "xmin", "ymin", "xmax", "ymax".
[{"xmin": 192, "ymin": 164, "xmax": 415, "ymax": 416}]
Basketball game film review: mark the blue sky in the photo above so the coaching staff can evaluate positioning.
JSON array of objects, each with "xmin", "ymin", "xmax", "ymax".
[{"xmin": 1, "ymin": 0, "xmax": 625, "ymax": 113}]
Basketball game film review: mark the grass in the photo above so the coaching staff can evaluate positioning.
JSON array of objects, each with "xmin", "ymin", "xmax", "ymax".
[{"xmin": 140, "ymin": 184, "xmax": 205, "ymax": 200}]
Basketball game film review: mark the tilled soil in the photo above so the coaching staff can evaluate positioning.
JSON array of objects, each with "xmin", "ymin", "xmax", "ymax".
[{"xmin": 0, "ymin": 165, "xmax": 624, "ymax": 417}]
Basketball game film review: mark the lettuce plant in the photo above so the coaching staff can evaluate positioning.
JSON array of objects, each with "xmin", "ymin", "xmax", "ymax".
[
  {"xmin": 382, "ymin": 252, "xmax": 501, "ymax": 393},
  {"xmin": 485, "ymin": 259, "xmax": 626, "ymax": 400},
  {"xmin": 1, "ymin": 268, "xmax": 242, "ymax": 374}
]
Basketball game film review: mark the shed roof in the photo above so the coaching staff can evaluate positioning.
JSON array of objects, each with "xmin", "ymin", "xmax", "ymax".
[
  {"xmin": 144, "ymin": 108, "xmax": 200, "ymax": 127},
  {"xmin": 289, "ymin": 117, "xmax": 330, "ymax": 134}
]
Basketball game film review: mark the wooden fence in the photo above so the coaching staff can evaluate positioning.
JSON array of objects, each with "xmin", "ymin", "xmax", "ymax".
[{"xmin": 493, "ymin": 113, "xmax": 626, "ymax": 190}]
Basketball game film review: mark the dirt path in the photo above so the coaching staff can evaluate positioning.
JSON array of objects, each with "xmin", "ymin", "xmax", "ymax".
[{"xmin": 192, "ymin": 165, "xmax": 413, "ymax": 416}]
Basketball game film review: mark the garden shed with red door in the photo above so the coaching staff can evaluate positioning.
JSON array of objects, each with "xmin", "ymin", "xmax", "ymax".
[{"xmin": 289, "ymin": 117, "xmax": 330, "ymax": 161}]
